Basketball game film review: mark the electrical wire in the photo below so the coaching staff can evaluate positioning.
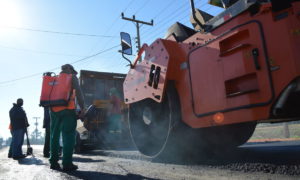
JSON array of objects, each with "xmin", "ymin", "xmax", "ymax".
[
  {"xmin": 103, "ymin": 0, "xmax": 136, "ymax": 36},
  {"xmin": 123, "ymin": 0, "xmax": 137, "ymax": 14},
  {"xmin": 142, "ymin": 2, "xmax": 214, "ymax": 42},
  {"xmin": 71, "ymin": 44, "xmax": 119, "ymax": 64},
  {"xmin": 0, "ymin": 44, "xmax": 84, "ymax": 57},
  {"xmin": 134, "ymin": 0, "xmax": 151, "ymax": 15},
  {"xmin": 141, "ymin": 3, "xmax": 192, "ymax": 37},
  {"xmin": 0, "ymin": 1, "xmax": 139, "ymax": 86},
  {"xmin": 141, "ymin": 0, "xmax": 207, "ymax": 36},
  {"xmin": 0, "ymin": 44, "xmax": 119, "ymax": 85},
  {"xmin": 0, "ymin": 26, "xmax": 118, "ymax": 38},
  {"xmin": 86, "ymin": 0, "xmax": 136, "ymax": 55},
  {"xmin": 137, "ymin": 0, "xmax": 176, "ymax": 38},
  {"xmin": 152, "ymin": 0, "xmax": 176, "ymax": 20}
]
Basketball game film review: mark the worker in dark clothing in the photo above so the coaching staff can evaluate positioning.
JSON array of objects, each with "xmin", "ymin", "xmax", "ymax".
[
  {"xmin": 43, "ymin": 107, "xmax": 51, "ymax": 158},
  {"xmin": 49, "ymin": 64, "xmax": 85, "ymax": 171},
  {"xmin": 9, "ymin": 98, "xmax": 29, "ymax": 160}
]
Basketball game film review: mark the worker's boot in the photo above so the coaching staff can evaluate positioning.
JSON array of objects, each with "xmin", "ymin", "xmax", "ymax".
[
  {"xmin": 63, "ymin": 163, "xmax": 78, "ymax": 171},
  {"xmin": 50, "ymin": 162, "xmax": 61, "ymax": 170}
]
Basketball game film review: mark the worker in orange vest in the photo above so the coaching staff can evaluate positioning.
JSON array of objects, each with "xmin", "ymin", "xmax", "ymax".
[{"xmin": 49, "ymin": 64, "xmax": 85, "ymax": 171}]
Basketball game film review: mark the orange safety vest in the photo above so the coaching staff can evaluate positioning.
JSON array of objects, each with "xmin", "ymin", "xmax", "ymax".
[{"xmin": 51, "ymin": 89, "xmax": 76, "ymax": 112}]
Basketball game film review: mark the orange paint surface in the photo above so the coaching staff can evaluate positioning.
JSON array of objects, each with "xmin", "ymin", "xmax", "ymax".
[{"xmin": 124, "ymin": 2, "xmax": 300, "ymax": 129}]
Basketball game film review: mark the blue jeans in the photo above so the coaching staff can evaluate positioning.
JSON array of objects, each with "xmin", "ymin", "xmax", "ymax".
[{"xmin": 12, "ymin": 128, "xmax": 25, "ymax": 157}]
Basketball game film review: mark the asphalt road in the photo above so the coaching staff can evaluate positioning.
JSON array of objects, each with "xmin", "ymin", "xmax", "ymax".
[{"xmin": 0, "ymin": 141, "xmax": 299, "ymax": 180}]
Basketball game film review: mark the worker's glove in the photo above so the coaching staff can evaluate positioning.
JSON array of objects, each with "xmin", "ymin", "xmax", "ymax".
[{"xmin": 78, "ymin": 108, "xmax": 86, "ymax": 121}]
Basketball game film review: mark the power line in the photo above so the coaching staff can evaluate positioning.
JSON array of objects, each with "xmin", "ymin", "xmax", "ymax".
[
  {"xmin": 0, "ymin": 44, "xmax": 119, "ymax": 85},
  {"xmin": 141, "ymin": 3, "xmax": 191, "ymax": 36},
  {"xmin": 102, "ymin": 0, "xmax": 136, "ymax": 36},
  {"xmin": 0, "ymin": 26, "xmax": 118, "ymax": 38},
  {"xmin": 152, "ymin": 0, "xmax": 175, "ymax": 20},
  {"xmin": 0, "ymin": 44, "xmax": 84, "ymax": 57},
  {"xmin": 86, "ymin": 0, "xmax": 136, "ymax": 54},
  {"xmin": 142, "ymin": 2, "xmax": 212, "ymax": 42},
  {"xmin": 134, "ymin": 0, "xmax": 151, "ymax": 15},
  {"xmin": 141, "ymin": 0, "xmax": 207, "ymax": 36},
  {"xmin": 72, "ymin": 44, "xmax": 119, "ymax": 64},
  {"xmin": 123, "ymin": 0, "xmax": 137, "ymax": 13},
  {"xmin": 137, "ymin": 0, "xmax": 176, "ymax": 39}
]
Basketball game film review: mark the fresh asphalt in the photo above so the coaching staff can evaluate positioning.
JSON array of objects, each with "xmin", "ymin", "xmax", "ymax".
[{"xmin": 0, "ymin": 141, "xmax": 299, "ymax": 179}]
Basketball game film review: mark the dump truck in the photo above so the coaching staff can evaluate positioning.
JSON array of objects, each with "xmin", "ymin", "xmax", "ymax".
[
  {"xmin": 75, "ymin": 70, "xmax": 132, "ymax": 152},
  {"xmin": 120, "ymin": 0, "xmax": 300, "ymax": 158}
]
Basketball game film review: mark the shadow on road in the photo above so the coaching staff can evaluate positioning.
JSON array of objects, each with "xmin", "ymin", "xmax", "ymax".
[
  {"xmin": 72, "ymin": 157, "xmax": 105, "ymax": 163},
  {"xmin": 66, "ymin": 170, "xmax": 158, "ymax": 180},
  {"xmin": 17, "ymin": 156, "xmax": 45, "ymax": 165}
]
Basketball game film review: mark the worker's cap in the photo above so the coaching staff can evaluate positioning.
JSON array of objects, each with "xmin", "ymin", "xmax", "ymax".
[
  {"xmin": 61, "ymin": 64, "xmax": 78, "ymax": 75},
  {"xmin": 16, "ymin": 98, "xmax": 23, "ymax": 105}
]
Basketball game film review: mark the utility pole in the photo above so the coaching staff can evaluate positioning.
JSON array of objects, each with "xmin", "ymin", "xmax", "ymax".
[
  {"xmin": 121, "ymin": 13, "xmax": 153, "ymax": 52},
  {"xmin": 33, "ymin": 117, "xmax": 40, "ymax": 141}
]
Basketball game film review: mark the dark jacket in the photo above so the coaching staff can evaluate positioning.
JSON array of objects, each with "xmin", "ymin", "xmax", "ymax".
[
  {"xmin": 43, "ymin": 107, "xmax": 51, "ymax": 129},
  {"xmin": 9, "ymin": 103, "xmax": 29, "ymax": 130}
]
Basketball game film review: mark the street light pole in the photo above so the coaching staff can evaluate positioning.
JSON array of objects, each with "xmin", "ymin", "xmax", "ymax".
[{"xmin": 33, "ymin": 117, "xmax": 40, "ymax": 141}]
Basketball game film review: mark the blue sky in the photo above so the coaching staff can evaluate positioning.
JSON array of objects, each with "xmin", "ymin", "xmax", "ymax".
[{"xmin": 0, "ymin": 0, "xmax": 223, "ymax": 139}]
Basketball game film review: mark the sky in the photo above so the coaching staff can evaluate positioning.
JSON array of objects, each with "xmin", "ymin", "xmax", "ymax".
[{"xmin": 0, "ymin": 0, "xmax": 223, "ymax": 139}]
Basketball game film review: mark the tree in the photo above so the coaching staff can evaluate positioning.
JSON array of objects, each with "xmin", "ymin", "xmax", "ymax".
[{"xmin": 29, "ymin": 129, "xmax": 44, "ymax": 145}]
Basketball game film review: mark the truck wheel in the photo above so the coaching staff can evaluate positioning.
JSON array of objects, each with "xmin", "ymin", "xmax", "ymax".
[{"xmin": 129, "ymin": 81, "xmax": 181, "ymax": 157}]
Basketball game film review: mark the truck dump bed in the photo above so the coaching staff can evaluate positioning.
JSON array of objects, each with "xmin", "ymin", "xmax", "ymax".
[
  {"xmin": 80, "ymin": 70, "xmax": 125, "ymax": 105},
  {"xmin": 76, "ymin": 70, "xmax": 133, "ymax": 151}
]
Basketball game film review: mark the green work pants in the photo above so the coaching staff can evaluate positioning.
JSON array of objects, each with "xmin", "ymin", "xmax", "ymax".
[
  {"xmin": 49, "ymin": 109, "xmax": 77, "ymax": 166},
  {"xmin": 108, "ymin": 114, "xmax": 122, "ymax": 132}
]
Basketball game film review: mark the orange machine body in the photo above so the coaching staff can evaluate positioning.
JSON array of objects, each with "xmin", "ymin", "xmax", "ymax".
[
  {"xmin": 123, "ymin": 1, "xmax": 300, "ymax": 129},
  {"xmin": 40, "ymin": 73, "xmax": 73, "ymax": 107}
]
